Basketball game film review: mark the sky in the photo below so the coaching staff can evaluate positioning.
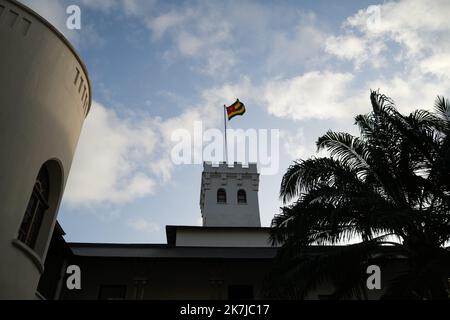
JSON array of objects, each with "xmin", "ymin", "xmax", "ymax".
[{"xmin": 18, "ymin": 0, "xmax": 450, "ymax": 244}]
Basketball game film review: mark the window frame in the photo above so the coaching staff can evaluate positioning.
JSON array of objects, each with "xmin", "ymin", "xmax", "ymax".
[
  {"xmin": 237, "ymin": 189, "xmax": 247, "ymax": 204},
  {"xmin": 217, "ymin": 188, "xmax": 227, "ymax": 204},
  {"xmin": 18, "ymin": 166, "xmax": 50, "ymax": 249}
]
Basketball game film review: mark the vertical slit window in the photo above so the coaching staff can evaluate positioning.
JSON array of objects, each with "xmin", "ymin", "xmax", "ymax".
[
  {"xmin": 74, "ymin": 68, "xmax": 80, "ymax": 85},
  {"xmin": 78, "ymin": 77, "xmax": 84, "ymax": 93},
  {"xmin": 7, "ymin": 10, "xmax": 18, "ymax": 28},
  {"xmin": 20, "ymin": 18, "xmax": 31, "ymax": 36}
]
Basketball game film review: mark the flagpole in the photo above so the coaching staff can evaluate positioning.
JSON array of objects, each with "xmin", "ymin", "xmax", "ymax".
[{"xmin": 223, "ymin": 104, "xmax": 228, "ymax": 163}]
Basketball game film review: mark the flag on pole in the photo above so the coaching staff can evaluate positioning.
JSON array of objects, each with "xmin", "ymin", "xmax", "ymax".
[{"xmin": 226, "ymin": 99, "xmax": 246, "ymax": 120}]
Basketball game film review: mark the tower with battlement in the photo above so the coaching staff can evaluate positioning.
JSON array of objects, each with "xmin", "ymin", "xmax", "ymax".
[{"xmin": 200, "ymin": 162, "xmax": 261, "ymax": 227}]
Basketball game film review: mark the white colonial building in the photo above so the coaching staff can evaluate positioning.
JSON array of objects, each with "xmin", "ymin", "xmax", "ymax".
[
  {"xmin": 55, "ymin": 162, "xmax": 279, "ymax": 300},
  {"xmin": 0, "ymin": 0, "xmax": 410, "ymax": 301}
]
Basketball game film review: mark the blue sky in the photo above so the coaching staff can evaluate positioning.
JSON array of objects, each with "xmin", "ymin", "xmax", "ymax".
[{"xmin": 19, "ymin": 0, "xmax": 450, "ymax": 243}]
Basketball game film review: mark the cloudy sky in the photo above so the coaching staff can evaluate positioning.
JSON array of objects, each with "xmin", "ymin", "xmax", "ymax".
[{"xmin": 19, "ymin": 0, "xmax": 450, "ymax": 243}]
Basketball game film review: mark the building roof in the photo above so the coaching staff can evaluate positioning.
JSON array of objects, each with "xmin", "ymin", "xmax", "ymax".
[
  {"xmin": 68, "ymin": 243, "xmax": 278, "ymax": 259},
  {"xmin": 62, "ymin": 223, "xmax": 407, "ymax": 260}
]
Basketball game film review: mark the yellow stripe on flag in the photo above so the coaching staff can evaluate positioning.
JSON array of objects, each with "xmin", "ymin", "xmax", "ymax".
[{"xmin": 226, "ymin": 99, "xmax": 246, "ymax": 120}]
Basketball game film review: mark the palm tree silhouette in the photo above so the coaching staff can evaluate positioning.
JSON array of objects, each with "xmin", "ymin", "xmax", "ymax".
[{"xmin": 268, "ymin": 91, "xmax": 450, "ymax": 299}]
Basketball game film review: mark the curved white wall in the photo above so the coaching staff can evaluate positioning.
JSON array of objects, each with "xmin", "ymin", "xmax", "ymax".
[{"xmin": 0, "ymin": 0, "xmax": 91, "ymax": 299}]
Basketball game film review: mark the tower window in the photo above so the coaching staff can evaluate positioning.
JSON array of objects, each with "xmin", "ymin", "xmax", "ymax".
[
  {"xmin": 217, "ymin": 188, "xmax": 227, "ymax": 204},
  {"xmin": 18, "ymin": 165, "xmax": 50, "ymax": 249},
  {"xmin": 237, "ymin": 189, "xmax": 247, "ymax": 204}
]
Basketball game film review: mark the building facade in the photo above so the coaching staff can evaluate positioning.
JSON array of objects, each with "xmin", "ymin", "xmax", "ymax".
[
  {"xmin": 39, "ymin": 162, "xmax": 404, "ymax": 300},
  {"xmin": 0, "ymin": 0, "xmax": 91, "ymax": 299},
  {"xmin": 0, "ymin": 0, "xmax": 423, "ymax": 301},
  {"xmin": 58, "ymin": 162, "xmax": 279, "ymax": 300}
]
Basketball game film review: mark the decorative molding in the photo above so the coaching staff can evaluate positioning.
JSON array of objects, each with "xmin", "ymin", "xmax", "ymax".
[
  {"xmin": 11, "ymin": 239, "xmax": 45, "ymax": 274},
  {"xmin": 0, "ymin": 3, "xmax": 32, "ymax": 36},
  {"xmin": 2, "ymin": 0, "xmax": 92, "ymax": 116},
  {"xmin": 74, "ymin": 67, "xmax": 90, "ymax": 115},
  {"xmin": 6, "ymin": 9, "xmax": 18, "ymax": 27}
]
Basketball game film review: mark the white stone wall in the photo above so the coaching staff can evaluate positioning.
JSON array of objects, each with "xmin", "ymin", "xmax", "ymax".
[
  {"xmin": 200, "ymin": 162, "xmax": 261, "ymax": 227},
  {"xmin": 175, "ymin": 228, "xmax": 274, "ymax": 247},
  {"xmin": 0, "ymin": 0, "xmax": 90, "ymax": 299}
]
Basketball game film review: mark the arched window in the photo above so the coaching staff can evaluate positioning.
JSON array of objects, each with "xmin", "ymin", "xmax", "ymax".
[
  {"xmin": 217, "ymin": 188, "xmax": 227, "ymax": 204},
  {"xmin": 18, "ymin": 165, "xmax": 50, "ymax": 249},
  {"xmin": 237, "ymin": 189, "xmax": 247, "ymax": 204}
]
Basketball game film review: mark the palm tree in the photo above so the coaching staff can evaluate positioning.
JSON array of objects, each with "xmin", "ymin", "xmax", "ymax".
[{"xmin": 268, "ymin": 91, "xmax": 450, "ymax": 299}]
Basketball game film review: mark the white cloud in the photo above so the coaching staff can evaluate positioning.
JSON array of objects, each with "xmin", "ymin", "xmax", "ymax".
[
  {"xmin": 345, "ymin": 0, "xmax": 450, "ymax": 55},
  {"xmin": 128, "ymin": 218, "xmax": 160, "ymax": 233},
  {"xmin": 64, "ymin": 101, "xmax": 158, "ymax": 205},
  {"xmin": 176, "ymin": 31, "xmax": 204, "ymax": 56},
  {"xmin": 325, "ymin": 35, "xmax": 378, "ymax": 69},
  {"xmin": 65, "ymin": 1, "xmax": 329, "ymax": 78},
  {"xmin": 79, "ymin": 0, "xmax": 118, "ymax": 12},
  {"xmin": 78, "ymin": 23, "xmax": 106, "ymax": 48},
  {"xmin": 263, "ymin": 71, "xmax": 361, "ymax": 121},
  {"xmin": 267, "ymin": 12, "xmax": 328, "ymax": 71},
  {"xmin": 202, "ymin": 49, "xmax": 237, "ymax": 76},
  {"xmin": 80, "ymin": 0, "xmax": 156, "ymax": 16},
  {"xmin": 369, "ymin": 75, "xmax": 450, "ymax": 114},
  {"xmin": 315, "ymin": 0, "xmax": 450, "ymax": 122},
  {"xmin": 200, "ymin": 76, "xmax": 257, "ymax": 109},
  {"xmin": 147, "ymin": 9, "xmax": 193, "ymax": 39},
  {"xmin": 63, "ymin": 77, "xmax": 256, "ymax": 206},
  {"xmin": 144, "ymin": 4, "xmax": 236, "ymax": 76},
  {"xmin": 281, "ymin": 129, "xmax": 313, "ymax": 160},
  {"xmin": 281, "ymin": 128, "xmax": 331, "ymax": 162},
  {"xmin": 420, "ymin": 53, "xmax": 450, "ymax": 79},
  {"xmin": 149, "ymin": 158, "xmax": 173, "ymax": 183},
  {"xmin": 326, "ymin": 0, "xmax": 450, "ymax": 70}
]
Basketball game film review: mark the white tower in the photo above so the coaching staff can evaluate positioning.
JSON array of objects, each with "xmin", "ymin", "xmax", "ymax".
[
  {"xmin": 0, "ymin": 0, "xmax": 91, "ymax": 299},
  {"xmin": 200, "ymin": 162, "xmax": 261, "ymax": 227}
]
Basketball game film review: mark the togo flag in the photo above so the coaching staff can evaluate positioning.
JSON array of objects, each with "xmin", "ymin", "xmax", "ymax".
[{"xmin": 226, "ymin": 99, "xmax": 246, "ymax": 120}]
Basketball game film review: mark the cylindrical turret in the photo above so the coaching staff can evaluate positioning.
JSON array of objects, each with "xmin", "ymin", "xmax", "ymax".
[{"xmin": 0, "ymin": 0, "xmax": 91, "ymax": 299}]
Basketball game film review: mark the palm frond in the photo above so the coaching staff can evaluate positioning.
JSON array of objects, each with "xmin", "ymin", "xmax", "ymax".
[
  {"xmin": 316, "ymin": 131, "xmax": 372, "ymax": 177},
  {"xmin": 271, "ymin": 90, "xmax": 450, "ymax": 300}
]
